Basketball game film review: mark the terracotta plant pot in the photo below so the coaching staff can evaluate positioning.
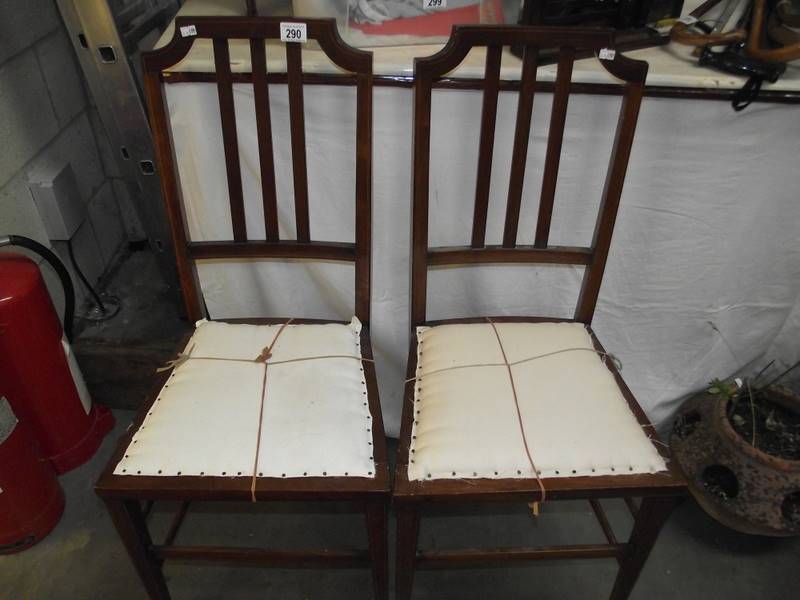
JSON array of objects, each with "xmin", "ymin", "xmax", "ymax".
[{"xmin": 670, "ymin": 386, "xmax": 800, "ymax": 536}]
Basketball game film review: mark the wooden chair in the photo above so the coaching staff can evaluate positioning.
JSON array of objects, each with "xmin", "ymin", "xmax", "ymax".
[
  {"xmin": 394, "ymin": 26, "xmax": 687, "ymax": 600},
  {"xmin": 95, "ymin": 18, "xmax": 389, "ymax": 600}
]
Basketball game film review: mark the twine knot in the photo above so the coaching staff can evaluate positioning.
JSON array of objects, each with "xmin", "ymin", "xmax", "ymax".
[{"xmin": 156, "ymin": 344, "xmax": 194, "ymax": 373}]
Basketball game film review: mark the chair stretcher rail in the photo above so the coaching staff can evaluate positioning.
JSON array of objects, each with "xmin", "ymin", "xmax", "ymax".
[{"xmin": 416, "ymin": 543, "xmax": 626, "ymax": 567}]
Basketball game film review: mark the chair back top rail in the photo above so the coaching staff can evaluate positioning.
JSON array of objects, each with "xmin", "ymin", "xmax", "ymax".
[
  {"xmin": 411, "ymin": 25, "xmax": 648, "ymax": 327},
  {"xmin": 144, "ymin": 16, "xmax": 371, "ymax": 74},
  {"xmin": 141, "ymin": 17, "xmax": 373, "ymax": 323}
]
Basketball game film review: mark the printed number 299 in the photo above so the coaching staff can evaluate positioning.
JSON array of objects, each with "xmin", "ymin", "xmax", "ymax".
[{"xmin": 424, "ymin": 0, "xmax": 447, "ymax": 8}]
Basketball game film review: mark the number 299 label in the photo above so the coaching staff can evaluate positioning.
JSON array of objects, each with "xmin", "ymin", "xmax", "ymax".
[
  {"xmin": 424, "ymin": 0, "xmax": 447, "ymax": 8},
  {"xmin": 280, "ymin": 22, "xmax": 307, "ymax": 43}
]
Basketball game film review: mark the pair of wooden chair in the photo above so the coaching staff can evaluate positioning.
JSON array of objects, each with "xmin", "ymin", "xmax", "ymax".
[{"xmin": 95, "ymin": 17, "xmax": 685, "ymax": 600}]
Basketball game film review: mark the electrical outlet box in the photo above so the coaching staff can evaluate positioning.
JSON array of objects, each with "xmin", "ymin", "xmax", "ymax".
[{"xmin": 28, "ymin": 161, "xmax": 86, "ymax": 241}]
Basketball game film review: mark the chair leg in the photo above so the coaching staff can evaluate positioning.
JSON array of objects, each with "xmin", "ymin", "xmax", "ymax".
[
  {"xmin": 104, "ymin": 498, "xmax": 171, "ymax": 600},
  {"xmin": 610, "ymin": 496, "xmax": 678, "ymax": 600},
  {"xmin": 366, "ymin": 500, "xmax": 389, "ymax": 600},
  {"xmin": 395, "ymin": 505, "xmax": 421, "ymax": 600}
]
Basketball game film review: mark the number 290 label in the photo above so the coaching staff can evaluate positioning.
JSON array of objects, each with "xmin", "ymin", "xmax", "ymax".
[{"xmin": 280, "ymin": 22, "xmax": 307, "ymax": 43}]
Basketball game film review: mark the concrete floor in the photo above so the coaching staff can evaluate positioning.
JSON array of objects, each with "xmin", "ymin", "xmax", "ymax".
[
  {"xmin": 3, "ymin": 249, "xmax": 799, "ymax": 599},
  {"xmin": 2, "ymin": 414, "xmax": 799, "ymax": 599}
]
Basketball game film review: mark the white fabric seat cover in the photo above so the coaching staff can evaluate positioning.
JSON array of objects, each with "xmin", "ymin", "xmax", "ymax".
[
  {"xmin": 408, "ymin": 322, "xmax": 666, "ymax": 481},
  {"xmin": 115, "ymin": 318, "xmax": 375, "ymax": 478}
]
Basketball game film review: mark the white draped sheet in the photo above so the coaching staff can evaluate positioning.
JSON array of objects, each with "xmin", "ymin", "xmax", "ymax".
[{"xmin": 165, "ymin": 78, "xmax": 800, "ymax": 437}]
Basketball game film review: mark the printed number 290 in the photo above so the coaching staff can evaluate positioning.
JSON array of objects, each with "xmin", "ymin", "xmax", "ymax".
[
  {"xmin": 424, "ymin": 0, "xmax": 447, "ymax": 8},
  {"xmin": 280, "ymin": 22, "xmax": 307, "ymax": 43}
]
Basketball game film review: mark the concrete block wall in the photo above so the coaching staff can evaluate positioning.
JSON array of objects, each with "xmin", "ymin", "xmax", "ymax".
[{"xmin": 0, "ymin": 0, "xmax": 129, "ymax": 319}]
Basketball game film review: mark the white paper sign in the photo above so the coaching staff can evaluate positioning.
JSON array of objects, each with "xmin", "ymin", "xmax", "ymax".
[
  {"xmin": 423, "ymin": 0, "xmax": 447, "ymax": 8},
  {"xmin": 598, "ymin": 48, "xmax": 616, "ymax": 61},
  {"xmin": 280, "ymin": 22, "xmax": 308, "ymax": 43},
  {"xmin": 179, "ymin": 24, "xmax": 197, "ymax": 37}
]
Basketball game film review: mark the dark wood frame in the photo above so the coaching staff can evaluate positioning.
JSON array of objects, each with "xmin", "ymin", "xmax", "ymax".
[
  {"xmin": 394, "ymin": 25, "xmax": 686, "ymax": 600},
  {"xmin": 159, "ymin": 53, "xmax": 800, "ymax": 106},
  {"xmin": 95, "ymin": 18, "xmax": 388, "ymax": 600}
]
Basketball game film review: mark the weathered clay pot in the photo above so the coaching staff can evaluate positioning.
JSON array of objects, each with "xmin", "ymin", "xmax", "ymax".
[{"xmin": 670, "ymin": 386, "xmax": 800, "ymax": 536}]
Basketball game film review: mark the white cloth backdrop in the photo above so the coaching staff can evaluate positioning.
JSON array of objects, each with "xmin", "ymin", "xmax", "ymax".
[{"xmin": 165, "ymin": 81, "xmax": 800, "ymax": 437}]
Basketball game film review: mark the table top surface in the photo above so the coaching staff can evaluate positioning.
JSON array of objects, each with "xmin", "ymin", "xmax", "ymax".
[{"xmin": 156, "ymin": 0, "xmax": 800, "ymax": 92}]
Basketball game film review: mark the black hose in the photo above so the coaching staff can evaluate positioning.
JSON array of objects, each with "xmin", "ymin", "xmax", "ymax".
[
  {"xmin": 66, "ymin": 237, "xmax": 106, "ymax": 313},
  {"xmin": 2, "ymin": 235, "xmax": 75, "ymax": 341}
]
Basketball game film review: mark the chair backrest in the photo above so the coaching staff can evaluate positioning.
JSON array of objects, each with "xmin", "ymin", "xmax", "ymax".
[
  {"xmin": 410, "ymin": 26, "xmax": 648, "ymax": 327},
  {"xmin": 142, "ymin": 17, "xmax": 373, "ymax": 324}
]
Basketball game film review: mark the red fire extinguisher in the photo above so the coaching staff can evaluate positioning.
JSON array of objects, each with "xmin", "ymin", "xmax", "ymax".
[
  {"xmin": 0, "ymin": 396, "xmax": 64, "ymax": 554},
  {"xmin": 0, "ymin": 251, "xmax": 114, "ymax": 473}
]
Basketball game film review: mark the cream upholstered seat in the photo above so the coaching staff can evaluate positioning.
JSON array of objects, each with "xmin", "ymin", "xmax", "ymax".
[
  {"xmin": 115, "ymin": 318, "xmax": 375, "ymax": 480},
  {"xmin": 407, "ymin": 321, "xmax": 666, "ymax": 482}
]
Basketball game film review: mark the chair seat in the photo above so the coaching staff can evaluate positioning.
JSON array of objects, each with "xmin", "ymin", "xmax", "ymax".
[
  {"xmin": 114, "ymin": 318, "xmax": 376, "ymax": 479},
  {"xmin": 407, "ymin": 321, "xmax": 666, "ymax": 482}
]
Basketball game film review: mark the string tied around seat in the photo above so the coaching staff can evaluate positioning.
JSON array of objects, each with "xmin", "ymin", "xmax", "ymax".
[
  {"xmin": 404, "ymin": 346, "xmax": 622, "ymax": 383},
  {"xmin": 154, "ymin": 319, "xmax": 376, "ymax": 502},
  {"xmin": 485, "ymin": 317, "xmax": 547, "ymax": 506},
  {"xmin": 408, "ymin": 319, "xmax": 625, "ymax": 511}
]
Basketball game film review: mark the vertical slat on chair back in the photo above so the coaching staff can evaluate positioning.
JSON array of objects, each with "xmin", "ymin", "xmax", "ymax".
[
  {"xmin": 249, "ymin": 38, "xmax": 280, "ymax": 240},
  {"xmin": 470, "ymin": 44, "xmax": 502, "ymax": 248},
  {"xmin": 534, "ymin": 46, "xmax": 574, "ymax": 249},
  {"xmin": 286, "ymin": 43, "xmax": 311, "ymax": 242},
  {"xmin": 411, "ymin": 26, "xmax": 648, "ymax": 327},
  {"xmin": 212, "ymin": 38, "xmax": 247, "ymax": 242},
  {"xmin": 142, "ymin": 18, "xmax": 373, "ymax": 324},
  {"xmin": 502, "ymin": 44, "xmax": 538, "ymax": 248}
]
